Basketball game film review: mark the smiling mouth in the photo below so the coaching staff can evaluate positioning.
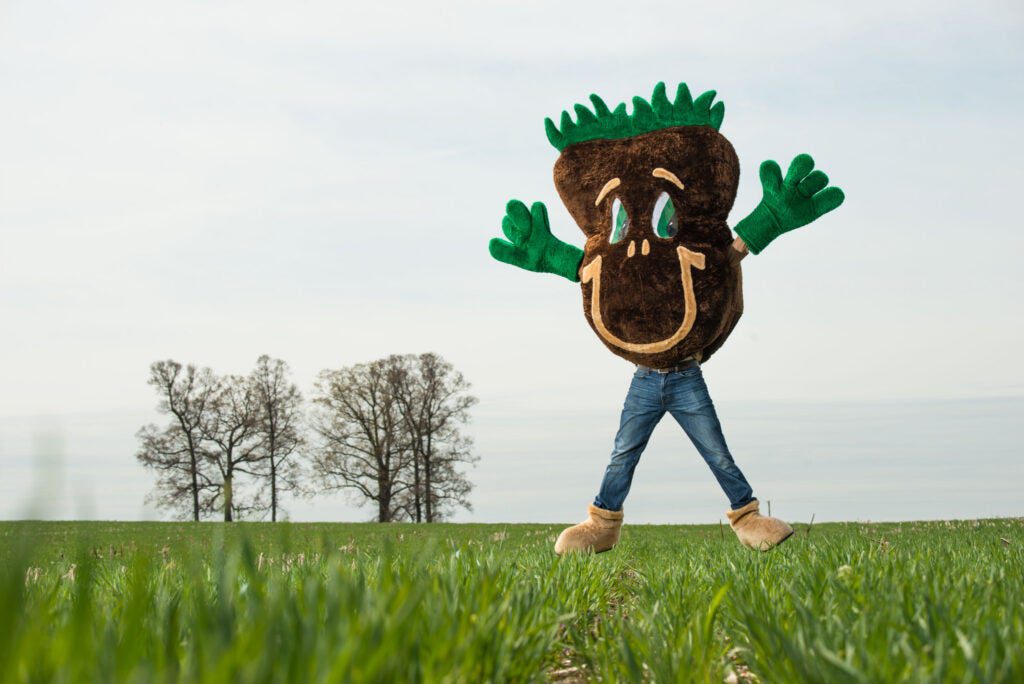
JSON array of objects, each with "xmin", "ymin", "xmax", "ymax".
[{"xmin": 580, "ymin": 245, "xmax": 706, "ymax": 354}]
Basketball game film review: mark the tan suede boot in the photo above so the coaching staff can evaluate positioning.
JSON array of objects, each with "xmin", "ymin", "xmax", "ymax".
[
  {"xmin": 726, "ymin": 499, "xmax": 794, "ymax": 551},
  {"xmin": 554, "ymin": 504, "xmax": 623, "ymax": 555}
]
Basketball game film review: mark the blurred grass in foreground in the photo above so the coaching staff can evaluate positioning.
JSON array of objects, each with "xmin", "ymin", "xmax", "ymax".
[{"xmin": 2, "ymin": 519, "xmax": 1022, "ymax": 682}]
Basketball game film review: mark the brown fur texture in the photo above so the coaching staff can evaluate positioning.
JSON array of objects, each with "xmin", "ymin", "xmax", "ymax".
[
  {"xmin": 554, "ymin": 503, "xmax": 624, "ymax": 555},
  {"xmin": 554, "ymin": 126, "xmax": 743, "ymax": 367},
  {"xmin": 725, "ymin": 499, "xmax": 794, "ymax": 551}
]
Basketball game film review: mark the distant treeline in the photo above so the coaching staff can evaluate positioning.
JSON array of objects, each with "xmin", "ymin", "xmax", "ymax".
[{"xmin": 136, "ymin": 353, "xmax": 478, "ymax": 523}]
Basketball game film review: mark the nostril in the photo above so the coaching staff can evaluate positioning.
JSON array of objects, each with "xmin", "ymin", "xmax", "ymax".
[
  {"xmin": 642, "ymin": 239, "xmax": 650, "ymax": 256},
  {"xmin": 627, "ymin": 241, "xmax": 636, "ymax": 258}
]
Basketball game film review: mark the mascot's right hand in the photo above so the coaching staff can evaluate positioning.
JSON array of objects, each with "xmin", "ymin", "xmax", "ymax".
[{"xmin": 488, "ymin": 199, "xmax": 583, "ymax": 283}]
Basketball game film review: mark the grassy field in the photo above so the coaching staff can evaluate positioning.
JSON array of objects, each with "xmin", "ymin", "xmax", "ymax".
[{"xmin": 2, "ymin": 518, "xmax": 1022, "ymax": 683}]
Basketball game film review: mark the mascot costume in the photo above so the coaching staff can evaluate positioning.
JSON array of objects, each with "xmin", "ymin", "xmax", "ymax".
[{"xmin": 487, "ymin": 82, "xmax": 845, "ymax": 553}]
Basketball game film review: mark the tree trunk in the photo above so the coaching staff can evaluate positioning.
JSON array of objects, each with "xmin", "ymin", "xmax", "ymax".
[
  {"xmin": 184, "ymin": 420, "xmax": 201, "ymax": 522},
  {"xmin": 224, "ymin": 474, "xmax": 233, "ymax": 522},
  {"xmin": 271, "ymin": 458, "xmax": 278, "ymax": 523},
  {"xmin": 189, "ymin": 448, "xmax": 200, "ymax": 522},
  {"xmin": 424, "ymin": 433, "xmax": 433, "ymax": 523},
  {"xmin": 413, "ymin": 453, "xmax": 422, "ymax": 523},
  {"xmin": 268, "ymin": 428, "xmax": 277, "ymax": 522}
]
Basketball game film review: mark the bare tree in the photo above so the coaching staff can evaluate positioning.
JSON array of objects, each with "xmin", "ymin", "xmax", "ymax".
[
  {"xmin": 136, "ymin": 361, "xmax": 220, "ymax": 521},
  {"xmin": 200, "ymin": 374, "xmax": 262, "ymax": 521},
  {"xmin": 311, "ymin": 357, "xmax": 412, "ymax": 522},
  {"xmin": 391, "ymin": 353, "xmax": 478, "ymax": 522},
  {"xmin": 249, "ymin": 355, "xmax": 305, "ymax": 522}
]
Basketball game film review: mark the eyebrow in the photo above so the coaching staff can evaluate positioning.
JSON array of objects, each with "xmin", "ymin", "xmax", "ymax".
[
  {"xmin": 594, "ymin": 178, "xmax": 621, "ymax": 206},
  {"xmin": 652, "ymin": 168, "xmax": 685, "ymax": 190}
]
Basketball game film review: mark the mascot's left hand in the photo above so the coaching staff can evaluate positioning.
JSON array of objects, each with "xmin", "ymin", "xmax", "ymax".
[{"xmin": 734, "ymin": 153, "xmax": 845, "ymax": 254}]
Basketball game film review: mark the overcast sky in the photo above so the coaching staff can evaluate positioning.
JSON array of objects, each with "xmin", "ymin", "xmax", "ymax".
[{"xmin": 1, "ymin": 1, "xmax": 1022, "ymax": 523}]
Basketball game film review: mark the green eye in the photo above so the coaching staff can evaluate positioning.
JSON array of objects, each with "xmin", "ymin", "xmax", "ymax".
[
  {"xmin": 609, "ymin": 197, "xmax": 629, "ymax": 243},
  {"xmin": 652, "ymin": 192, "xmax": 679, "ymax": 238}
]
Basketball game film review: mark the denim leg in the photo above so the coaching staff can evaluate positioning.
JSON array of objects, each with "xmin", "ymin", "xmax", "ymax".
[
  {"xmin": 593, "ymin": 370, "xmax": 665, "ymax": 512},
  {"xmin": 664, "ymin": 368, "xmax": 755, "ymax": 509}
]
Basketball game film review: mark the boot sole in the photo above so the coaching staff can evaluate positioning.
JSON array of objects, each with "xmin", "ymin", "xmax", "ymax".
[
  {"xmin": 774, "ymin": 529, "xmax": 795, "ymax": 547},
  {"xmin": 554, "ymin": 543, "xmax": 617, "ymax": 556},
  {"xmin": 755, "ymin": 529, "xmax": 795, "ymax": 551}
]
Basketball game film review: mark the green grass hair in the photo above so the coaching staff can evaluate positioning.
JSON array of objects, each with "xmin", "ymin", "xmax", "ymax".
[{"xmin": 544, "ymin": 81, "xmax": 724, "ymax": 152}]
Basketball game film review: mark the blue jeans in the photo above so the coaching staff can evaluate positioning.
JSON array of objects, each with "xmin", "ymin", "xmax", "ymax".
[{"xmin": 593, "ymin": 364, "xmax": 755, "ymax": 512}]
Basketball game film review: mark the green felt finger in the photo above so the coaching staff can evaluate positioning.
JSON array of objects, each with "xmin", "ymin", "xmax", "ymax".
[
  {"xmin": 501, "ymin": 216, "xmax": 525, "ymax": 243},
  {"xmin": 530, "ymin": 202, "xmax": 550, "ymax": 236},
  {"xmin": 784, "ymin": 154, "xmax": 815, "ymax": 188},
  {"xmin": 812, "ymin": 186, "xmax": 845, "ymax": 217},
  {"xmin": 488, "ymin": 237, "xmax": 522, "ymax": 265},
  {"xmin": 759, "ymin": 160, "xmax": 783, "ymax": 195},
  {"xmin": 505, "ymin": 199, "xmax": 533, "ymax": 238},
  {"xmin": 797, "ymin": 170, "xmax": 829, "ymax": 198}
]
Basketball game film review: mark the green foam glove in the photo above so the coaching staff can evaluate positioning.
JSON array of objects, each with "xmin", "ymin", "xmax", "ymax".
[
  {"xmin": 734, "ymin": 154, "xmax": 845, "ymax": 255},
  {"xmin": 488, "ymin": 199, "xmax": 584, "ymax": 282}
]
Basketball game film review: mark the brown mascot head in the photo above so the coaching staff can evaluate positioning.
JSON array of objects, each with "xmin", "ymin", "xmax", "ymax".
[{"xmin": 549, "ymin": 82, "xmax": 744, "ymax": 367}]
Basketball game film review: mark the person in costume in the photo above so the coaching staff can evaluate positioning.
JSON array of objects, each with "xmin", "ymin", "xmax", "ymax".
[{"xmin": 487, "ymin": 82, "xmax": 845, "ymax": 552}]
